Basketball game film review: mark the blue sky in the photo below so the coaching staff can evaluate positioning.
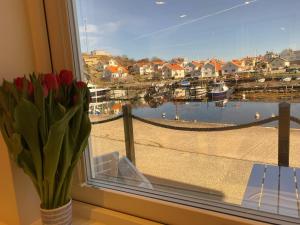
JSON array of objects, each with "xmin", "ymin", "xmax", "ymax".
[{"xmin": 75, "ymin": 0, "xmax": 300, "ymax": 61}]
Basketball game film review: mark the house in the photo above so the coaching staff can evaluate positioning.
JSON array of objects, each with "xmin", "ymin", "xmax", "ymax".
[
  {"xmin": 264, "ymin": 51, "xmax": 278, "ymax": 63},
  {"xmin": 280, "ymin": 49, "xmax": 300, "ymax": 61},
  {"xmin": 103, "ymin": 66, "xmax": 128, "ymax": 80},
  {"xmin": 133, "ymin": 63, "xmax": 154, "ymax": 75},
  {"xmin": 91, "ymin": 50, "xmax": 111, "ymax": 56},
  {"xmin": 185, "ymin": 61, "xmax": 204, "ymax": 77},
  {"xmin": 241, "ymin": 57, "xmax": 256, "ymax": 71},
  {"xmin": 222, "ymin": 61, "xmax": 243, "ymax": 75},
  {"xmin": 201, "ymin": 60, "xmax": 222, "ymax": 78},
  {"xmin": 162, "ymin": 64, "xmax": 185, "ymax": 79},
  {"xmin": 108, "ymin": 59, "xmax": 118, "ymax": 66},
  {"xmin": 269, "ymin": 57, "xmax": 290, "ymax": 70},
  {"xmin": 98, "ymin": 58, "xmax": 119, "ymax": 71},
  {"xmin": 152, "ymin": 60, "xmax": 165, "ymax": 72}
]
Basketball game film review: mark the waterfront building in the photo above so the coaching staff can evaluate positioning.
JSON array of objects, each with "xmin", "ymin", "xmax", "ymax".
[
  {"xmin": 280, "ymin": 49, "xmax": 300, "ymax": 62},
  {"xmin": 162, "ymin": 64, "xmax": 185, "ymax": 79},
  {"xmin": 201, "ymin": 59, "xmax": 222, "ymax": 78},
  {"xmin": 269, "ymin": 57, "xmax": 290, "ymax": 71},
  {"xmin": 133, "ymin": 63, "xmax": 154, "ymax": 76},
  {"xmin": 103, "ymin": 66, "xmax": 128, "ymax": 80},
  {"xmin": 222, "ymin": 61, "xmax": 244, "ymax": 75},
  {"xmin": 263, "ymin": 51, "xmax": 278, "ymax": 63}
]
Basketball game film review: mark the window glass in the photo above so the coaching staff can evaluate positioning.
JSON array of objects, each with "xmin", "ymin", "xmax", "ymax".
[{"xmin": 74, "ymin": 0, "xmax": 300, "ymax": 221}]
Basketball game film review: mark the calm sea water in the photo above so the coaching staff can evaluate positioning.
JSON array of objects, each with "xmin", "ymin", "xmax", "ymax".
[{"xmin": 131, "ymin": 100, "xmax": 300, "ymax": 127}]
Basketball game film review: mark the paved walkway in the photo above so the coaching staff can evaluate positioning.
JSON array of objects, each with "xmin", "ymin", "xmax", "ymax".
[{"xmin": 90, "ymin": 118, "xmax": 300, "ymax": 205}]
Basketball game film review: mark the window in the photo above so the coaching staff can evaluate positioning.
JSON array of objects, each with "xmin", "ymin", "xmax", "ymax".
[{"xmin": 67, "ymin": 0, "xmax": 300, "ymax": 224}]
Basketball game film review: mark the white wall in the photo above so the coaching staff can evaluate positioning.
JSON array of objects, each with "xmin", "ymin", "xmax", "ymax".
[{"xmin": 0, "ymin": 0, "xmax": 51, "ymax": 224}]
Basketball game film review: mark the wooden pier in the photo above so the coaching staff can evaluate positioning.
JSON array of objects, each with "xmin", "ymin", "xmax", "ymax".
[{"xmin": 234, "ymin": 81, "xmax": 300, "ymax": 93}]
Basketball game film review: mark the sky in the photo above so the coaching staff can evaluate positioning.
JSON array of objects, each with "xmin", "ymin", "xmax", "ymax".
[{"xmin": 75, "ymin": 0, "xmax": 300, "ymax": 61}]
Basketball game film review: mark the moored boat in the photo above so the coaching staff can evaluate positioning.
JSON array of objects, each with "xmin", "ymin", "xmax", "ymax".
[
  {"xmin": 173, "ymin": 88, "xmax": 187, "ymax": 100},
  {"xmin": 282, "ymin": 77, "xmax": 292, "ymax": 82},
  {"xmin": 208, "ymin": 82, "xmax": 229, "ymax": 100},
  {"xmin": 190, "ymin": 86, "xmax": 207, "ymax": 99}
]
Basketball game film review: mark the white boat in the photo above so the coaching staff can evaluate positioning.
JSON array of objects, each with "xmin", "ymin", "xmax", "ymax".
[
  {"xmin": 208, "ymin": 82, "xmax": 229, "ymax": 100},
  {"xmin": 257, "ymin": 78, "xmax": 265, "ymax": 83},
  {"xmin": 282, "ymin": 77, "xmax": 292, "ymax": 82},
  {"xmin": 89, "ymin": 87, "xmax": 111, "ymax": 103},
  {"xmin": 190, "ymin": 86, "xmax": 207, "ymax": 99},
  {"xmin": 173, "ymin": 88, "xmax": 186, "ymax": 100}
]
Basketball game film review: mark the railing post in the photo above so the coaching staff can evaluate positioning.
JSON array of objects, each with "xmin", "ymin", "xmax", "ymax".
[
  {"xmin": 278, "ymin": 102, "xmax": 290, "ymax": 167},
  {"xmin": 122, "ymin": 104, "xmax": 136, "ymax": 165}
]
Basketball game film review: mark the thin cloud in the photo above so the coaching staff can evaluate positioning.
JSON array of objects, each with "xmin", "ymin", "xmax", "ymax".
[
  {"xmin": 79, "ymin": 24, "xmax": 99, "ymax": 33},
  {"xmin": 79, "ymin": 21, "xmax": 122, "ymax": 35},
  {"xmin": 134, "ymin": 0, "xmax": 259, "ymax": 40}
]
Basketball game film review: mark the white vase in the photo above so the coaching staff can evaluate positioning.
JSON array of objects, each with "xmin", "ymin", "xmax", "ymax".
[{"xmin": 40, "ymin": 200, "xmax": 72, "ymax": 225}]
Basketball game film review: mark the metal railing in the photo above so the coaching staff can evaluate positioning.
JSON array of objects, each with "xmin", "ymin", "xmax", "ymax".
[{"xmin": 92, "ymin": 102, "xmax": 299, "ymax": 167}]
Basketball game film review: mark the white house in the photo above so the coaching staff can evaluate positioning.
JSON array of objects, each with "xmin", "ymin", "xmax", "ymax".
[
  {"xmin": 133, "ymin": 63, "xmax": 154, "ymax": 75},
  {"xmin": 103, "ymin": 66, "xmax": 128, "ymax": 80},
  {"xmin": 241, "ymin": 57, "xmax": 256, "ymax": 71},
  {"xmin": 108, "ymin": 59, "xmax": 118, "ymax": 67},
  {"xmin": 152, "ymin": 61, "xmax": 165, "ymax": 72},
  {"xmin": 101, "ymin": 58, "xmax": 119, "ymax": 70},
  {"xmin": 222, "ymin": 61, "xmax": 243, "ymax": 75},
  {"xmin": 269, "ymin": 57, "xmax": 290, "ymax": 70},
  {"xmin": 91, "ymin": 50, "xmax": 111, "ymax": 56},
  {"xmin": 185, "ymin": 61, "xmax": 203, "ymax": 77},
  {"xmin": 201, "ymin": 60, "xmax": 222, "ymax": 78},
  {"xmin": 264, "ymin": 51, "xmax": 278, "ymax": 63},
  {"xmin": 280, "ymin": 49, "xmax": 300, "ymax": 61},
  {"xmin": 162, "ymin": 64, "xmax": 185, "ymax": 79}
]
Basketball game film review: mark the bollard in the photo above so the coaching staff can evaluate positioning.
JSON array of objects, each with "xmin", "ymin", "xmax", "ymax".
[
  {"xmin": 278, "ymin": 102, "xmax": 290, "ymax": 167},
  {"xmin": 122, "ymin": 104, "xmax": 136, "ymax": 165}
]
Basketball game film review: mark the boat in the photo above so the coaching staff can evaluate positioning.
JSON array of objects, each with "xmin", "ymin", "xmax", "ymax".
[
  {"xmin": 257, "ymin": 78, "xmax": 265, "ymax": 83},
  {"xmin": 208, "ymin": 82, "xmax": 229, "ymax": 100},
  {"xmin": 282, "ymin": 77, "xmax": 292, "ymax": 82},
  {"xmin": 173, "ymin": 88, "xmax": 187, "ymax": 100},
  {"xmin": 179, "ymin": 79, "xmax": 191, "ymax": 87},
  {"xmin": 190, "ymin": 86, "xmax": 207, "ymax": 99},
  {"xmin": 89, "ymin": 87, "xmax": 111, "ymax": 103}
]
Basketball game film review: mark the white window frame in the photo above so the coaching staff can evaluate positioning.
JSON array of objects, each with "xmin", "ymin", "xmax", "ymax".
[{"xmin": 44, "ymin": 0, "xmax": 300, "ymax": 224}]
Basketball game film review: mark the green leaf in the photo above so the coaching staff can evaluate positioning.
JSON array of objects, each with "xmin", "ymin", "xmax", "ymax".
[
  {"xmin": 71, "ymin": 113, "xmax": 91, "ymax": 168},
  {"xmin": 14, "ymin": 98, "xmax": 43, "ymax": 193},
  {"xmin": 33, "ymin": 80, "xmax": 47, "ymax": 146},
  {"xmin": 18, "ymin": 150, "xmax": 40, "ymax": 197},
  {"xmin": 43, "ymin": 104, "xmax": 80, "ymax": 206}
]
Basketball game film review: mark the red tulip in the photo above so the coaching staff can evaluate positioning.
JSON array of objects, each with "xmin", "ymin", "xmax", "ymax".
[
  {"xmin": 14, "ymin": 77, "xmax": 24, "ymax": 91},
  {"xmin": 76, "ymin": 81, "xmax": 86, "ymax": 89},
  {"xmin": 43, "ymin": 85, "xmax": 49, "ymax": 97},
  {"xmin": 28, "ymin": 82, "xmax": 34, "ymax": 96},
  {"xmin": 59, "ymin": 70, "xmax": 73, "ymax": 86},
  {"xmin": 43, "ymin": 73, "xmax": 58, "ymax": 90}
]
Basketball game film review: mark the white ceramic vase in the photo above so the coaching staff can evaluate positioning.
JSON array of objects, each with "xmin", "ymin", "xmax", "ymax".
[{"xmin": 40, "ymin": 200, "xmax": 72, "ymax": 225}]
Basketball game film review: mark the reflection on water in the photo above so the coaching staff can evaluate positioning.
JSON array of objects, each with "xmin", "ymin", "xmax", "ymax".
[{"xmin": 90, "ymin": 98, "xmax": 300, "ymax": 127}]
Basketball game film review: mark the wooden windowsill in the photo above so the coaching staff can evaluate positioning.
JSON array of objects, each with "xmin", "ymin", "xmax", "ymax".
[{"xmin": 31, "ymin": 200, "xmax": 163, "ymax": 225}]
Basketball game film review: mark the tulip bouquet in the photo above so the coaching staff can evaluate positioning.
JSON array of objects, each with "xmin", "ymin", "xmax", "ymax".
[{"xmin": 0, "ymin": 70, "xmax": 91, "ymax": 209}]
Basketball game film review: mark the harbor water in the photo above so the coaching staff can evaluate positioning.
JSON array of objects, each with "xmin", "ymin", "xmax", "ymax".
[{"xmin": 92, "ymin": 99, "xmax": 300, "ymax": 128}]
